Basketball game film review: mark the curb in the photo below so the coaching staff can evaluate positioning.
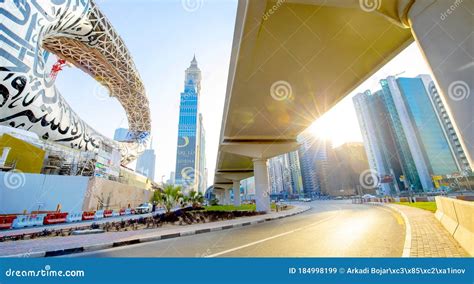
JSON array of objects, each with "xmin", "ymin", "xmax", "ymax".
[
  {"xmin": 2, "ymin": 206, "xmax": 311, "ymax": 258},
  {"xmin": 364, "ymin": 202, "xmax": 412, "ymax": 257}
]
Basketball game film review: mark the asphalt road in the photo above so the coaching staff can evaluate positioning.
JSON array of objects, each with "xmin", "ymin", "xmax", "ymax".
[{"xmin": 73, "ymin": 201, "xmax": 405, "ymax": 257}]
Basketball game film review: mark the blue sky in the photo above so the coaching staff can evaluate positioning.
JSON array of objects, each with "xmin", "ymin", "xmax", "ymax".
[
  {"xmin": 55, "ymin": 0, "xmax": 431, "ymax": 184},
  {"xmin": 56, "ymin": 0, "xmax": 238, "ymax": 183}
]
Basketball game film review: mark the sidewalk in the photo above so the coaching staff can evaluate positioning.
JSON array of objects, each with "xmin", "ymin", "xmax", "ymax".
[
  {"xmin": 0, "ymin": 205, "xmax": 310, "ymax": 257},
  {"xmin": 386, "ymin": 204, "xmax": 468, "ymax": 257}
]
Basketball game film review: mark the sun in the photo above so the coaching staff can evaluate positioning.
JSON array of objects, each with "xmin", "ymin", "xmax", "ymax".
[{"xmin": 309, "ymin": 118, "xmax": 333, "ymax": 141}]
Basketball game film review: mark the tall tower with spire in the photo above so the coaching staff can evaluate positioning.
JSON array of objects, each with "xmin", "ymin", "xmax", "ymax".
[{"xmin": 175, "ymin": 56, "xmax": 207, "ymax": 192}]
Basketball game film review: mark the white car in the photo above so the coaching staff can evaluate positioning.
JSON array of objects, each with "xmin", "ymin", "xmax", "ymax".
[
  {"xmin": 361, "ymin": 194, "xmax": 376, "ymax": 199},
  {"xmin": 135, "ymin": 203, "xmax": 152, "ymax": 214}
]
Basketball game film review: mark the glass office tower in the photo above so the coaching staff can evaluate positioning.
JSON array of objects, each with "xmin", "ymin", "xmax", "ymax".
[
  {"xmin": 353, "ymin": 91, "xmax": 403, "ymax": 195},
  {"xmin": 380, "ymin": 79, "xmax": 423, "ymax": 191},
  {"xmin": 175, "ymin": 56, "xmax": 206, "ymax": 191},
  {"xmin": 355, "ymin": 75, "xmax": 465, "ymax": 193}
]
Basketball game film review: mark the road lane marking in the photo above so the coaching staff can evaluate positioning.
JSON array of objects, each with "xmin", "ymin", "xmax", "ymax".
[
  {"xmin": 375, "ymin": 206, "xmax": 404, "ymax": 225},
  {"xmin": 205, "ymin": 212, "xmax": 340, "ymax": 257}
]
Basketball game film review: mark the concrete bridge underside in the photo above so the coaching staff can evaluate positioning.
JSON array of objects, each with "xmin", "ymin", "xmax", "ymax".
[{"xmin": 214, "ymin": 0, "xmax": 473, "ymax": 211}]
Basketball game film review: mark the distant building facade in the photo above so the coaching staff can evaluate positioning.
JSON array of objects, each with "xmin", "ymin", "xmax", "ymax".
[
  {"xmin": 297, "ymin": 133, "xmax": 330, "ymax": 197},
  {"xmin": 113, "ymin": 128, "xmax": 129, "ymax": 142},
  {"xmin": 241, "ymin": 176, "xmax": 255, "ymax": 200},
  {"xmin": 353, "ymin": 90, "xmax": 404, "ymax": 195},
  {"xmin": 135, "ymin": 148, "xmax": 156, "ymax": 181},
  {"xmin": 354, "ymin": 74, "xmax": 468, "ymax": 194},
  {"xmin": 167, "ymin": 171, "xmax": 175, "ymax": 185},
  {"xmin": 419, "ymin": 75, "xmax": 470, "ymax": 172},
  {"xmin": 326, "ymin": 142, "xmax": 376, "ymax": 196},
  {"xmin": 268, "ymin": 151, "xmax": 303, "ymax": 197}
]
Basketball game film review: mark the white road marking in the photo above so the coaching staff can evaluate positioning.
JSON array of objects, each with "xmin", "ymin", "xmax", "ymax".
[{"xmin": 205, "ymin": 211, "xmax": 340, "ymax": 257}]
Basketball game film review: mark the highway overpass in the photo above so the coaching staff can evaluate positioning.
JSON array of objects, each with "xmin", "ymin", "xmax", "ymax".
[{"xmin": 213, "ymin": 0, "xmax": 473, "ymax": 211}]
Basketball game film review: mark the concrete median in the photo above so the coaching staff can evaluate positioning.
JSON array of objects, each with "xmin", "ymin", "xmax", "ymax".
[{"xmin": 435, "ymin": 196, "xmax": 474, "ymax": 256}]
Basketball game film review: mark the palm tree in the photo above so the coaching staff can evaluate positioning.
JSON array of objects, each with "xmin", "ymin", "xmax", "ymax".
[
  {"xmin": 156, "ymin": 184, "xmax": 184, "ymax": 214},
  {"xmin": 187, "ymin": 191, "xmax": 205, "ymax": 209}
]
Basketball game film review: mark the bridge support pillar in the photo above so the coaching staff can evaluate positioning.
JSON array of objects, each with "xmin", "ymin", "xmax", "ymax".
[
  {"xmin": 253, "ymin": 158, "xmax": 271, "ymax": 213},
  {"xmin": 224, "ymin": 188, "xmax": 231, "ymax": 205},
  {"xmin": 215, "ymin": 189, "xmax": 224, "ymax": 205},
  {"xmin": 233, "ymin": 180, "xmax": 241, "ymax": 206},
  {"xmin": 406, "ymin": 0, "xmax": 474, "ymax": 169}
]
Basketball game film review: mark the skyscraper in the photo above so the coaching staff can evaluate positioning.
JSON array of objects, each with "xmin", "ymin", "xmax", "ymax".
[
  {"xmin": 379, "ymin": 80, "xmax": 423, "ymax": 192},
  {"xmin": 353, "ymin": 90, "xmax": 404, "ymax": 195},
  {"xmin": 167, "ymin": 171, "xmax": 175, "ymax": 185},
  {"xmin": 354, "ymin": 74, "xmax": 467, "ymax": 194},
  {"xmin": 297, "ymin": 133, "xmax": 330, "ymax": 197},
  {"xmin": 387, "ymin": 76, "xmax": 462, "ymax": 176},
  {"xmin": 175, "ymin": 56, "xmax": 207, "ymax": 192},
  {"xmin": 268, "ymin": 152, "xmax": 303, "ymax": 197},
  {"xmin": 196, "ymin": 114, "xmax": 207, "ymax": 193},
  {"xmin": 419, "ymin": 75, "xmax": 470, "ymax": 172},
  {"xmin": 287, "ymin": 151, "xmax": 303, "ymax": 195},
  {"xmin": 135, "ymin": 147, "xmax": 156, "ymax": 181}
]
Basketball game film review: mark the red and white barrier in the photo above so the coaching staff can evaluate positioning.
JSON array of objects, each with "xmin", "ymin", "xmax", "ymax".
[
  {"xmin": 119, "ymin": 208, "xmax": 132, "ymax": 216},
  {"xmin": 43, "ymin": 212, "xmax": 68, "ymax": 225},
  {"xmin": 0, "ymin": 215, "xmax": 17, "ymax": 230},
  {"xmin": 82, "ymin": 211, "xmax": 95, "ymax": 221},
  {"xmin": 94, "ymin": 210, "xmax": 104, "ymax": 220},
  {"xmin": 66, "ymin": 212, "xmax": 82, "ymax": 223},
  {"xmin": 103, "ymin": 210, "xmax": 113, "ymax": 218},
  {"xmin": 12, "ymin": 214, "xmax": 47, "ymax": 228}
]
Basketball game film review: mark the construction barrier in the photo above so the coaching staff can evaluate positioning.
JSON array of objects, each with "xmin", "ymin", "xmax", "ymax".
[
  {"xmin": 94, "ymin": 210, "xmax": 104, "ymax": 220},
  {"xmin": 120, "ymin": 208, "xmax": 132, "ymax": 216},
  {"xmin": 103, "ymin": 210, "xmax": 113, "ymax": 218},
  {"xmin": 82, "ymin": 211, "xmax": 95, "ymax": 221},
  {"xmin": 435, "ymin": 196, "xmax": 474, "ymax": 256},
  {"xmin": 112, "ymin": 210, "xmax": 120, "ymax": 217},
  {"xmin": 66, "ymin": 212, "xmax": 83, "ymax": 223},
  {"xmin": 0, "ymin": 215, "xmax": 17, "ymax": 230},
  {"xmin": 43, "ymin": 212, "xmax": 68, "ymax": 225},
  {"xmin": 12, "ymin": 214, "xmax": 47, "ymax": 228}
]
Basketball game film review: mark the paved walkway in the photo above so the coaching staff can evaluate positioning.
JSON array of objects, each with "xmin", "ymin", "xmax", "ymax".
[
  {"xmin": 387, "ymin": 204, "xmax": 468, "ymax": 257},
  {"xmin": 0, "ymin": 206, "xmax": 309, "ymax": 257}
]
